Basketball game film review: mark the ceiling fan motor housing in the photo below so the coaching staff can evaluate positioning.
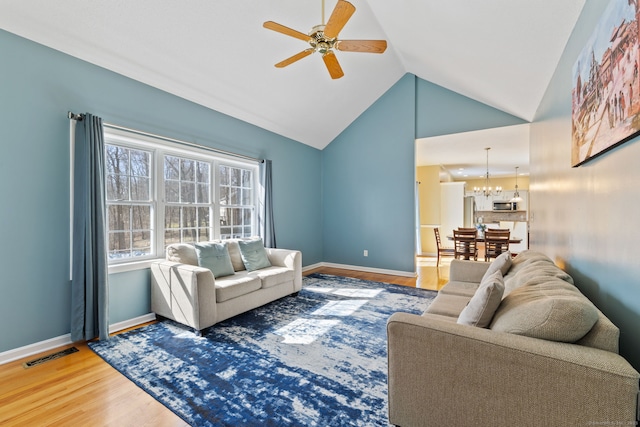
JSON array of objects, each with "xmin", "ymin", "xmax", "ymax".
[{"xmin": 310, "ymin": 25, "xmax": 335, "ymax": 54}]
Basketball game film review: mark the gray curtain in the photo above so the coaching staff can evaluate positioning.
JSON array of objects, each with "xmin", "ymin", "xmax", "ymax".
[
  {"xmin": 260, "ymin": 159, "xmax": 276, "ymax": 248},
  {"xmin": 71, "ymin": 113, "xmax": 109, "ymax": 342}
]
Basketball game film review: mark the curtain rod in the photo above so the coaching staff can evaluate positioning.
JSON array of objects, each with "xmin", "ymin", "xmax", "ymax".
[{"xmin": 68, "ymin": 112, "xmax": 264, "ymax": 163}]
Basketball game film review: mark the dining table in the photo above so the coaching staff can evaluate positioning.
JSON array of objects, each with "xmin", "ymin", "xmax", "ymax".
[{"xmin": 447, "ymin": 234, "xmax": 522, "ymax": 260}]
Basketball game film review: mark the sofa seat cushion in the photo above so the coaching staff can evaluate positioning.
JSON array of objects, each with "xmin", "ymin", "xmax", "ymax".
[
  {"xmin": 489, "ymin": 279, "xmax": 599, "ymax": 342},
  {"xmin": 214, "ymin": 272, "xmax": 262, "ymax": 302},
  {"xmin": 424, "ymin": 293, "xmax": 471, "ymax": 318},
  {"xmin": 249, "ymin": 266, "xmax": 294, "ymax": 289},
  {"xmin": 439, "ymin": 280, "xmax": 479, "ymax": 298},
  {"xmin": 421, "ymin": 312, "xmax": 459, "ymax": 323}
]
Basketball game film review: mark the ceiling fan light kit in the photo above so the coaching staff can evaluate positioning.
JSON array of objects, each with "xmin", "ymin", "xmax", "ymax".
[{"xmin": 263, "ymin": 0, "xmax": 387, "ymax": 79}]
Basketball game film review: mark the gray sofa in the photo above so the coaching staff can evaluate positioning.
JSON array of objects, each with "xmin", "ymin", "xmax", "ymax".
[
  {"xmin": 151, "ymin": 239, "xmax": 302, "ymax": 332},
  {"xmin": 387, "ymin": 250, "xmax": 639, "ymax": 427}
]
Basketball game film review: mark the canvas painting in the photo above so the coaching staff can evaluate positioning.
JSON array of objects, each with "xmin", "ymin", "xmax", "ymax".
[{"xmin": 572, "ymin": 0, "xmax": 640, "ymax": 166}]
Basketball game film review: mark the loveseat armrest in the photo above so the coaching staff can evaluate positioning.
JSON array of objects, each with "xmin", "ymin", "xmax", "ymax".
[
  {"xmin": 266, "ymin": 248, "xmax": 302, "ymax": 291},
  {"xmin": 150, "ymin": 261, "xmax": 218, "ymax": 331},
  {"xmin": 448, "ymin": 259, "xmax": 490, "ymax": 283},
  {"xmin": 387, "ymin": 312, "xmax": 640, "ymax": 427}
]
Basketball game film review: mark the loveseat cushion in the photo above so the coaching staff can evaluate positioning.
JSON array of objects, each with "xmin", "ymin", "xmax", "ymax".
[
  {"xmin": 214, "ymin": 273, "xmax": 262, "ymax": 302},
  {"xmin": 457, "ymin": 271, "xmax": 505, "ymax": 328},
  {"xmin": 249, "ymin": 266, "xmax": 294, "ymax": 289},
  {"xmin": 166, "ymin": 243, "xmax": 198, "ymax": 266},
  {"xmin": 225, "ymin": 240, "xmax": 246, "ymax": 271},
  {"xmin": 489, "ymin": 279, "xmax": 599, "ymax": 342}
]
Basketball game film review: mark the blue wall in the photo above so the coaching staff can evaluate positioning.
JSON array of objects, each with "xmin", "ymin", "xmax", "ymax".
[
  {"xmin": 322, "ymin": 74, "xmax": 525, "ymax": 273},
  {"xmin": 0, "ymin": 26, "xmax": 537, "ymax": 356},
  {"xmin": 0, "ymin": 29, "xmax": 322, "ymax": 353},
  {"xmin": 416, "ymin": 79, "xmax": 527, "ymax": 138},
  {"xmin": 322, "ymin": 74, "xmax": 417, "ymax": 272},
  {"xmin": 530, "ymin": 1, "xmax": 640, "ymax": 370}
]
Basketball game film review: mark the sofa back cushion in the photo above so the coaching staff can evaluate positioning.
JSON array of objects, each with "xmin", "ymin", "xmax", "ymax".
[
  {"xmin": 166, "ymin": 239, "xmax": 247, "ymax": 272},
  {"xmin": 489, "ymin": 279, "xmax": 599, "ymax": 343},
  {"xmin": 166, "ymin": 243, "xmax": 199, "ymax": 266},
  {"xmin": 503, "ymin": 251, "xmax": 574, "ymax": 295}
]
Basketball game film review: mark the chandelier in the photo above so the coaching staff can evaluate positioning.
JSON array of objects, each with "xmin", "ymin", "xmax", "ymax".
[{"xmin": 474, "ymin": 147, "xmax": 502, "ymax": 197}]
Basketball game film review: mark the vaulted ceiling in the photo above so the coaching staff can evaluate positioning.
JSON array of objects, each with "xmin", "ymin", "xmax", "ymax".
[{"xmin": 1, "ymin": 1, "xmax": 585, "ymax": 153}]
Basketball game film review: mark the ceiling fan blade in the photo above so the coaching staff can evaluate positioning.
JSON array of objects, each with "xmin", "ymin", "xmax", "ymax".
[
  {"xmin": 336, "ymin": 39, "xmax": 387, "ymax": 54},
  {"xmin": 322, "ymin": 51, "xmax": 344, "ymax": 79},
  {"xmin": 275, "ymin": 49, "xmax": 314, "ymax": 68},
  {"xmin": 263, "ymin": 21, "xmax": 311, "ymax": 42},
  {"xmin": 323, "ymin": 0, "xmax": 356, "ymax": 39}
]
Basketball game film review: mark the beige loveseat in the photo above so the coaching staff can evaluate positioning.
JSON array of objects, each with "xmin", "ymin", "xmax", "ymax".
[
  {"xmin": 387, "ymin": 250, "xmax": 639, "ymax": 427},
  {"xmin": 151, "ymin": 238, "xmax": 302, "ymax": 332}
]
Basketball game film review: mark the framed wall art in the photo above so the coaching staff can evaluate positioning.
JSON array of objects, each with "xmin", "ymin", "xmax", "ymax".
[{"xmin": 572, "ymin": 0, "xmax": 640, "ymax": 166}]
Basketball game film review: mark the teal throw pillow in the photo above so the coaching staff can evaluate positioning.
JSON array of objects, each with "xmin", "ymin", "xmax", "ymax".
[
  {"xmin": 238, "ymin": 238, "xmax": 272, "ymax": 272},
  {"xmin": 194, "ymin": 242, "xmax": 235, "ymax": 278}
]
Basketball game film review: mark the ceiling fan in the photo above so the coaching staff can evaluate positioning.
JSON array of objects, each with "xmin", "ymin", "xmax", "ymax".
[{"xmin": 263, "ymin": 0, "xmax": 387, "ymax": 79}]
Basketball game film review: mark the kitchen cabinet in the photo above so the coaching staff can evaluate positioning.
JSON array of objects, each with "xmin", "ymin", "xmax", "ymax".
[{"xmin": 466, "ymin": 190, "xmax": 528, "ymax": 214}]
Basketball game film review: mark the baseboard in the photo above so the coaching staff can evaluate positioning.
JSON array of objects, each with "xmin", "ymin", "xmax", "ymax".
[
  {"xmin": 315, "ymin": 262, "xmax": 416, "ymax": 278},
  {"xmin": 0, "ymin": 334, "xmax": 74, "ymax": 366},
  {"xmin": 0, "ymin": 313, "xmax": 157, "ymax": 366},
  {"xmin": 109, "ymin": 313, "xmax": 157, "ymax": 334},
  {"xmin": 302, "ymin": 262, "xmax": 324, "ymax": 272}
]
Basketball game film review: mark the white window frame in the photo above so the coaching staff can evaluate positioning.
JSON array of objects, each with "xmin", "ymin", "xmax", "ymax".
[{"xmin": 105, "ymin": 128, "xmax": 260, "ymax": 273}]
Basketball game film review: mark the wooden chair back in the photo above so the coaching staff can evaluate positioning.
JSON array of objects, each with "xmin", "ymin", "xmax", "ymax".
[
  {"xmin": 453, "ymin": 229, "xmax": 478, "ymax": 261},
  {"xmin": 434, "ymin": 227, "xmax": 455, "ymax": 267},
  {"xmin": 484, "ymin": 229, "xmax": 511, "ymax": 262}
]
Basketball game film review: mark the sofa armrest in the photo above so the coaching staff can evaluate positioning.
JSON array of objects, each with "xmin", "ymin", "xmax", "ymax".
[
  {"xmin": 387, "ymin": 312, "xmax": 640, "ymax": 427},
  {"xmin": 150, "ymin": 261, "xmax": 218, "ymax": 330},
  {"xmin": 449, "ymin": 259, "xmax": 490, "ymax": 283},
  {"xmin": 266, "ymin": 248, "xmax": 302, "ymax": 291}
]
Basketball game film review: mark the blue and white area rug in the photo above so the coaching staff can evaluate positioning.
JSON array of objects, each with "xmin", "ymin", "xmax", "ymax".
[{"xmin": 89, "ymin": 273, "xmax": 436, "ymax": 426}]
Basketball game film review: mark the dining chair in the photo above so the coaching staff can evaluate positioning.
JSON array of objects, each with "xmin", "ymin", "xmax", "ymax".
[
  {"xmin": 434, "ymin": 227, "xmax": 455, "ymax": 267},
  {"xmin": 484, "ymin": 229, "xmax": 511, "ymax": 262},
  {"xmin": 453, "ymin": 229, "xmax": 478, "ymax": 261}
]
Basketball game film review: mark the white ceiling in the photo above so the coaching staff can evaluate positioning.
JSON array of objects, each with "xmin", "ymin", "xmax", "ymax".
[
  {"xmin": 0, "ymin": 1, "xmax": 585, "ymax": 158},
  {"xmin": 416, "ymin": 124, "xmax": 530, "ymax": 178}
]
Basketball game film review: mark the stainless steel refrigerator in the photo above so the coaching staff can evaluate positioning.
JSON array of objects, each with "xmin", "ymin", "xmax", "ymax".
[{"xmin": 463, "ymin": 196, "xmax": 476, "ymax": 228}]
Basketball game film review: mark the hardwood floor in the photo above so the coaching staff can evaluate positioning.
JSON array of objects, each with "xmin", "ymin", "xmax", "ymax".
[{"xmin": 0, "ymin": 257, "xmax": 446, "ymax": 426}]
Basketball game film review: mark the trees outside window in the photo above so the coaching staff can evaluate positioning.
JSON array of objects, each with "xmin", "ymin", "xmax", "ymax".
[{"xmin": 105, "ymin": 132, "xmax": 258, "ymax": 264}]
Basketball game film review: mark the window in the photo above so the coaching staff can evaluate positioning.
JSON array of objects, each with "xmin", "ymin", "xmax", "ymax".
[
  {"xmin": 104, "ymin": 129, "xmax": 259, "ymax": 265},
  {"xmin": 219, "ymin": 165, "xmax": 254, "ymax": 239},
  {"xmin": 105, "ymin": 145, "xmax": 153, "ymax": 260}
]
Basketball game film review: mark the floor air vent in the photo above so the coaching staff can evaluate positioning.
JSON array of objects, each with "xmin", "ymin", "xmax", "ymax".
[{"xmin": 23, "ymin": 346, "xmax": 79, "ymax": 368}]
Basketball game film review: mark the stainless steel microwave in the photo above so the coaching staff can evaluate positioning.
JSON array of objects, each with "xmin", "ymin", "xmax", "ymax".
[{"xmin": 493, "ymin": 201, "xmax": 517, "ymax": 211}]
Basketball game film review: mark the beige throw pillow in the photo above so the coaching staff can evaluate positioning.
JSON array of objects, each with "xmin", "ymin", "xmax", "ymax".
[
  {"xmin": 481, "ymin": 251, "xmax": 512, "ymax": 282},
  {"xmin": 457, "ymin": 271, "xmax": 505, "ymax": 328}
]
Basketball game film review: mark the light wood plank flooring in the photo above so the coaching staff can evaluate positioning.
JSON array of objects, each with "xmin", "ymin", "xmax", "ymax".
[{"xmin": 0, "ymin": 257, "xmax": 446, "ymax": 426}]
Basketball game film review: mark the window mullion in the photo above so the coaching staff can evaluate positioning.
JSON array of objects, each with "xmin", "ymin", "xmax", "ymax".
[{"xmin": 155, "ymin": 148, "xmax": 165, "ymax": 258}]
